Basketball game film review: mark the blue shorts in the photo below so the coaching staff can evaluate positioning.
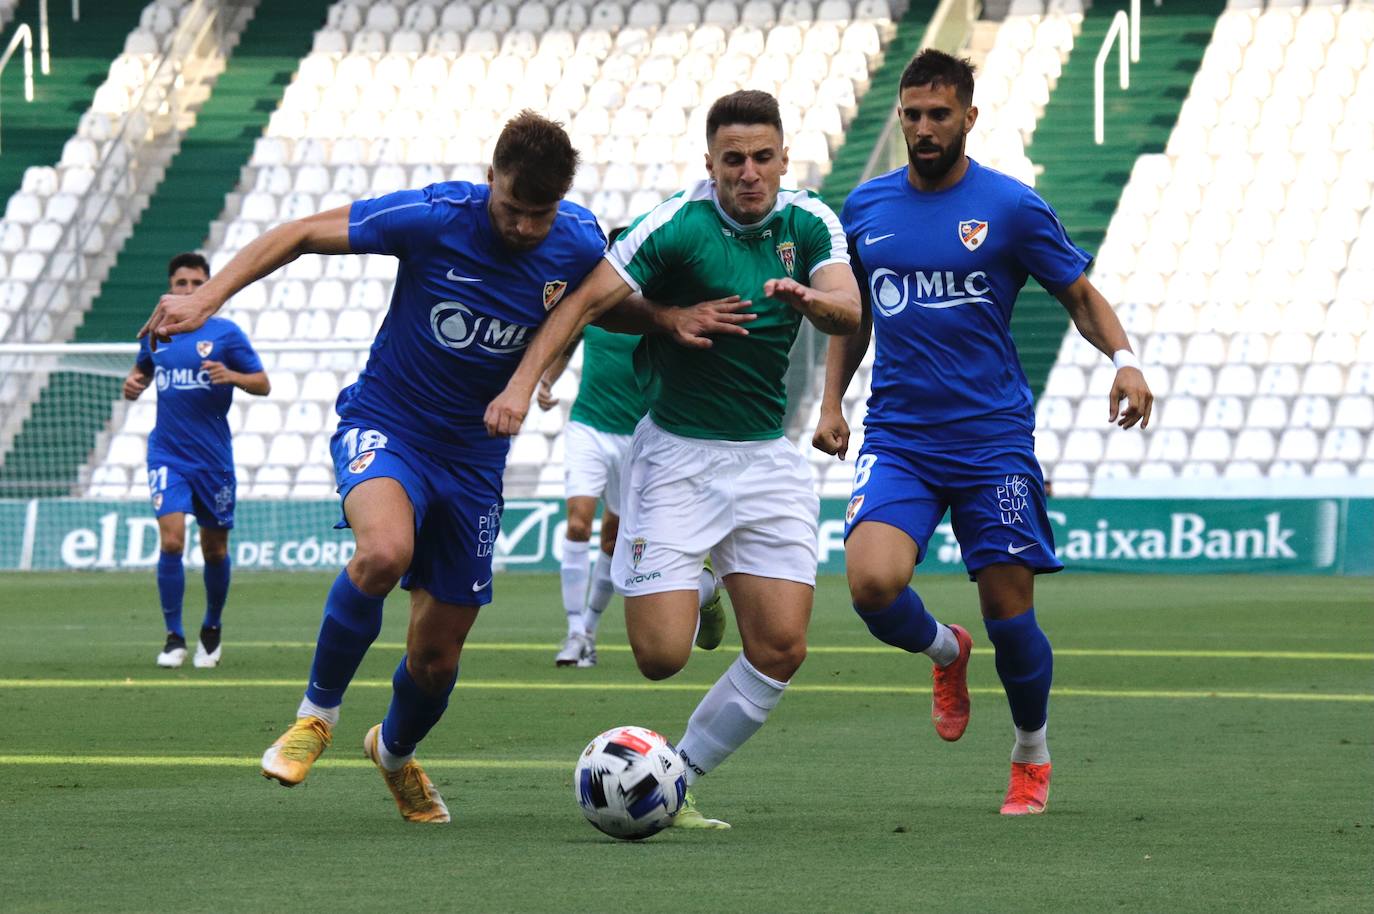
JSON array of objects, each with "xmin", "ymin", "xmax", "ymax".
[
  {"xmin": 843, "ymin": 439, "xmax": 1063, "ymax": 580},
  {"xmin": 146, "ymin": 462, "xmax": 235, "ymax": 529},
  {"xmin": 331, "ymin": 423, "xmax": 503, "ymax": 607}
]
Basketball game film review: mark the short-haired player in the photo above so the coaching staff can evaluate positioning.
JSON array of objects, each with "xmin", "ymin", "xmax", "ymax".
[
  {"xmin": 487, "ymin": 90, "xmax": 862, "ymax": 828},
  {"xmin": 140, "ymin": 113, "xmax": 609, "ymax": 824},
  {"xmin": 123, "ymin": 252, "xmax": 270, "ymax": 669}
]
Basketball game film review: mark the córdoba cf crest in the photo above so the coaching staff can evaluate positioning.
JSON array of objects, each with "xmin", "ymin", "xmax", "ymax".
[{"xmin": 775, "ymin": 241, "xmax": 796, "ymax": 276}]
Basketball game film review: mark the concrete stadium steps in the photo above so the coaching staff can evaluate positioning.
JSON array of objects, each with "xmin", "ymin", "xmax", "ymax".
[
  {"xmin": 0, "ymin": 0, "xmax": 147, "ymax": 206},
  {"xmin": 1014, "ymin": 0, "xmax": 1225, "ymax": 394},
  {"xmin": 79, "ymin": 0, "xmax": 333, "ymax": 342},
  {"xmin": 0, "ymin": 1, "xmax": 330, "ymax": 497},
  {"xmin": 820, "ymin": 0, "xmax": 938, "ymax": 212}
]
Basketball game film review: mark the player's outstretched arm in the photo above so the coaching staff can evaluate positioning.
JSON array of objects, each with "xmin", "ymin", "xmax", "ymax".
[
  {"xmin": 598, "ymin": 294, "xmax": 758, "ymax": 349},
  {"xmin": 485, "ymin": 260, "xmax": 634, "ymax": 437},
  {"xmin": 764, "ymin": 262, "xmax": 861, "ymax": 336},
  {"xmin": 1055, "ymin": 273, "xmax": 1153, "ymax": 429},
  {"xmin": 138, "ymin": 206, "xmax": 353, "ymax": 349},
  {"xmin": 812, "ymin": 271, "xmax": 872, "ymax": 460}
]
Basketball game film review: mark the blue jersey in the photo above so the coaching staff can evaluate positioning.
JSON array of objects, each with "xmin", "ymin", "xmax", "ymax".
[
  {"xmin": 841, "ymin": 159, "xmax": 1091, "ymax": 449},
  {"xmin": 137, "ymin": 316, "xmax": 263, "ymax": 473},
  {"xmin": 345, "ymin": 181, "xmax": 606, "ymax": 464}
]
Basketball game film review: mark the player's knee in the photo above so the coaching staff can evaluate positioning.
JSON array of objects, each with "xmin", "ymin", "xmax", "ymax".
[
  {"xmin": 745, "ymin": 637, "xmax": 807, "ymax": 681},
  {"xmin": 633, "ymin": 647, "xmax": 689, "ymax": 681},
  {"xmin": 201, "ymin": 540, "xmax": 228, "ymax": 564},
  {"xmin": 848, "ymin": 571, "xmax": 907, "ymax": 615},
  {"xmin": 159, "ymin": 534, "xmax": 185, "ymax": 556},
  {"xmin": 349, "ymin": 542, "xmax": 411, "ymax": 592},
  {"xmin": 565, "ymin": 516, "xmax": 593, "ymax": 542},
  {"xmin": 406, "ymin": 650, "xmax": 458, "ymax": 695}
]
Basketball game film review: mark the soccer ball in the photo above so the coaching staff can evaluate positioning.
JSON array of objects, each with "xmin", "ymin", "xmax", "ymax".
[{"xmin": 574, "ymin": 725, "xmax": 687, "ymax": 840}]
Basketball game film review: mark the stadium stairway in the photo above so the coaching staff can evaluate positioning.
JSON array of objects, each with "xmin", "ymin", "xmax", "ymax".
[
  {"xmin": 820, "ymin": 0, "xmax": 940, "ymax": 212},
  {"xmin": 1013, "ymin": 0, "xmax": 1226, "ymax": 394},
  {"xmin": 0, "ymin": 0, "xmax": 330, "ymax": 497},
  {"xmin": 0, "ymin": 0, "xmax": 146, "ymax": 207},
  {"xmin": 77, "ymin": 0, "xmax": 333, "ymax": 341}
]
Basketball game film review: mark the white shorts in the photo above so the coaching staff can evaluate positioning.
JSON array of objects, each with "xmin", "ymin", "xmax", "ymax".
[
  {"xmin": 612, "ymin": 418, "xmax": 820, "ymax": 596},
  {"xmin": 563, "ymin": 420, "xmax": 632, "ymax": 515}
]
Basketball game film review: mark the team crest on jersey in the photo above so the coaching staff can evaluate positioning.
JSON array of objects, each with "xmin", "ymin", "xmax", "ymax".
[
  {"xmin": 845, "ymin": 494, "xmax": 864, "ymax": 524},
  {"xmin": 775, "ymin": 241, "xmax": 797, "ymax": 276},
  {"xmin": 542, "ymin": 280, "xmax": 568, "ymax": 310},
  {"xmin": 152, "ymin": 493, "xmax": 163, "ymax": 511},
  {"xmin": 958, "ymin": 220, "xmax": 988, "ymax": 252},
  {"xmin": 348, "ymin": 451, "xmax": 376, "ymax": 474},
  {"xmin": 631, "ymin": 537, "xmax": 647, "ymax": 569},
  {"xmin": 196, "ymin": 340, "xmax": 214, "ymax": 358}
]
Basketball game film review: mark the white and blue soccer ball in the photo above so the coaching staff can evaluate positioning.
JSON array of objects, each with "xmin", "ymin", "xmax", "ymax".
[{"xmin": 574, "ymin": 726, "xmax": 687, "ymax": 840}]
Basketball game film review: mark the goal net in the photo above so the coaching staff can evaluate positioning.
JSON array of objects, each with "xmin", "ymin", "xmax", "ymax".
[{"xmin": 0, "ymin": 341, "xmax": 374, "ymax": 572}]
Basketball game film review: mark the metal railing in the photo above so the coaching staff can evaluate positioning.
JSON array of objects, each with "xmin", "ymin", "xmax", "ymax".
[
  {"xmin": 1094, "ymin": 9, "xmax": 1132, "ymax": 145},
  {"xmin": 859, "ymin": 0, "xmax": 983, "ymax": 185},
  {"xmin": 0, "ymin": 23, "xmax": 35, "ymax": 155},
  {"xmin": 3, "ymin": 0, "xmax": 233, "ymax": 344}
]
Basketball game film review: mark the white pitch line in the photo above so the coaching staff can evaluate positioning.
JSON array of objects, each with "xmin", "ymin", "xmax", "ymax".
[
  {"xmin": 127, "ymin": 641, "xmax": 1374, "ymax": 662},
  {"xmin": 0, "ymin": 679, "xmax": 1368, "ymax": 703}
]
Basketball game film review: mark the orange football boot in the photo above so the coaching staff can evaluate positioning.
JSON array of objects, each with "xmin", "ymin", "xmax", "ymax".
[
  {"xmin": 931, "ymin": 624, "xmax": 973, "ymax": 741},
  {"xmin": 1000, "ymin": 761, "xmax": 1052, "ymax": 815}
]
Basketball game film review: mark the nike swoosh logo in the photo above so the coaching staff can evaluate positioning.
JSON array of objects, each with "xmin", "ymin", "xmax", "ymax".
[
  {"xmin": 864, "ymin": 232, "xmax": 895, "ymax": 245},
  {"xmin": 1007, "ymin": 543, "xmax": 1037, "ymax": 555},
  {"xmin": 446, "ymin": 269, "xmax": 483, "ymax": 282},
  {"xmin": 472, "ymin": 578, "xmax": 492, "ymax": 591}
]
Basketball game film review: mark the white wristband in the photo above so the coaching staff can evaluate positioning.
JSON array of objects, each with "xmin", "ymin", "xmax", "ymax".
[{"xmin": 1112, "ymin": 349, "xmax": 1140, "ymax": 371}]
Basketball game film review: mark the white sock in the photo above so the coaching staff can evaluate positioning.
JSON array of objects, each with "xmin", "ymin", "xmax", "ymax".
[
  {"xmin": 376, "ymin": 736, "xmax": 413, "ymax": 772},
  {"xmin": 583, "ymin": 549, "xmax": 615, "ymax": 637},
  {"xmin": 696, "ymin": 567, "xmax": 717, "ymax": 609},
  {"xmin": 297, "ymin": 696, "xmax": 340, "ymax": 727},
  {"xmin": 1011, "ymin": 722, "xmax": 1050, "ymax": 765},
  {"xmin": 675, "ymin": 653, "xmax": 787, "ymax": 786},
  {"xmin": 925, "ymin": 623, "xmax": 960, "ymax": 668},
  {"xmin": 560, "ymin": 538, "xmax": 590, "ymax": 637}
]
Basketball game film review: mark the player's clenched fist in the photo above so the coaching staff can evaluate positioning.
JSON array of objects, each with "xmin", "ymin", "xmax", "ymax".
[
  {"xmin": 201, "ymin": 360, "xmax": 236, "ymax": 386},
  {"xmin": 485, "ymin": 386, "xmax": 530, "ymax": 438},
  {"xmin": 812, "ymin": 407, "xmax": 850, "ymax": 460},
  {"xmin": 122, "ymin": 370, "xmax": 150, "ymax": 401}
]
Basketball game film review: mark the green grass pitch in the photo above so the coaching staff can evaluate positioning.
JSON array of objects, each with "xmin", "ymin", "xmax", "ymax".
[{"xmin": 0, "ymin": 571, "xmax": 1370, "ymax": 913}]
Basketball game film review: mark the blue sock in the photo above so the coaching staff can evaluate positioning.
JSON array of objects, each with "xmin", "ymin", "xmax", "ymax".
[
  {"xmin": 304, "ymin": 570, "xmax": 385, "ymax": 708},
  {"xmin": 854, "ymin": 587, "xmax": 938, "ymax": 653},
  {"xmin": 202, "ymin": 556, "xmax": 231, "ymax": 630},
  {"xmin": 984, "ymin": 609, "xmax": 1053, "ymax": 731},
  {"xmin": 381, "ymin": 657, "xmax": 457, "ymax": 758},
  {"xmin": 157, "ymin": 551, "xmax": 185, "ymax": 637}
]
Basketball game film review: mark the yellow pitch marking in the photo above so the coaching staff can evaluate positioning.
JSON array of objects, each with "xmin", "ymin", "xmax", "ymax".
[
  {"xmin": 0, "ymin": 679, "xmax": 1368, "ymax": 703},
  {"xmin": 0, "ymin": 754, "xmax": 564, "ymax": 769}
]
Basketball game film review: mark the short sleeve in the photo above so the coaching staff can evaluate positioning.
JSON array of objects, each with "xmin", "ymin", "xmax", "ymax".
[
  {"xmin": 604, "ymin": 195, "xmax": 686, "ymax": 293},
  {"xmin": 348, "ymin": 186, "xmax": 440, "ymax": 259},
  {"xmin": 223, "ymin": 325, "xmax": 264, "ymax": 374},
  {"xmin": 1013, "ymin": 188, "xmax": 1092, "ymax": 294},
  {"xmin": 793, "ymin": 193, "xmax": 849, "ymax": 279},
  {"xmin": 136, "ymin": 336, "xmax": 154, "ymax": 375}
]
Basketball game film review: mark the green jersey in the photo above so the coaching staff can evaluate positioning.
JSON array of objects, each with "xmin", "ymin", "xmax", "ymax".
[
  {"xmin": 605, "ymin": 180, "xmax": 848, "ymax": 441},
  {"xmin": 569, "ymin": 325, "xmax": 647, "ymax": 435}
]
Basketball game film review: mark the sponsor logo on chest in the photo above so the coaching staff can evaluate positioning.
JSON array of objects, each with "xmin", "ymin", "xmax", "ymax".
[
  {"xmin": 429, "ymin": 302, "xmax": 533, "ymax": 354},
  {"xmin": 868, "ymin": 268, "xmax": 993, "ymax": 316}
]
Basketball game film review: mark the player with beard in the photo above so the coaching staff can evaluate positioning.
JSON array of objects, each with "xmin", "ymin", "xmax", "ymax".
[{"xmin": 814, "ymin": 50, "xmax": 1152, "ymax": 814}]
